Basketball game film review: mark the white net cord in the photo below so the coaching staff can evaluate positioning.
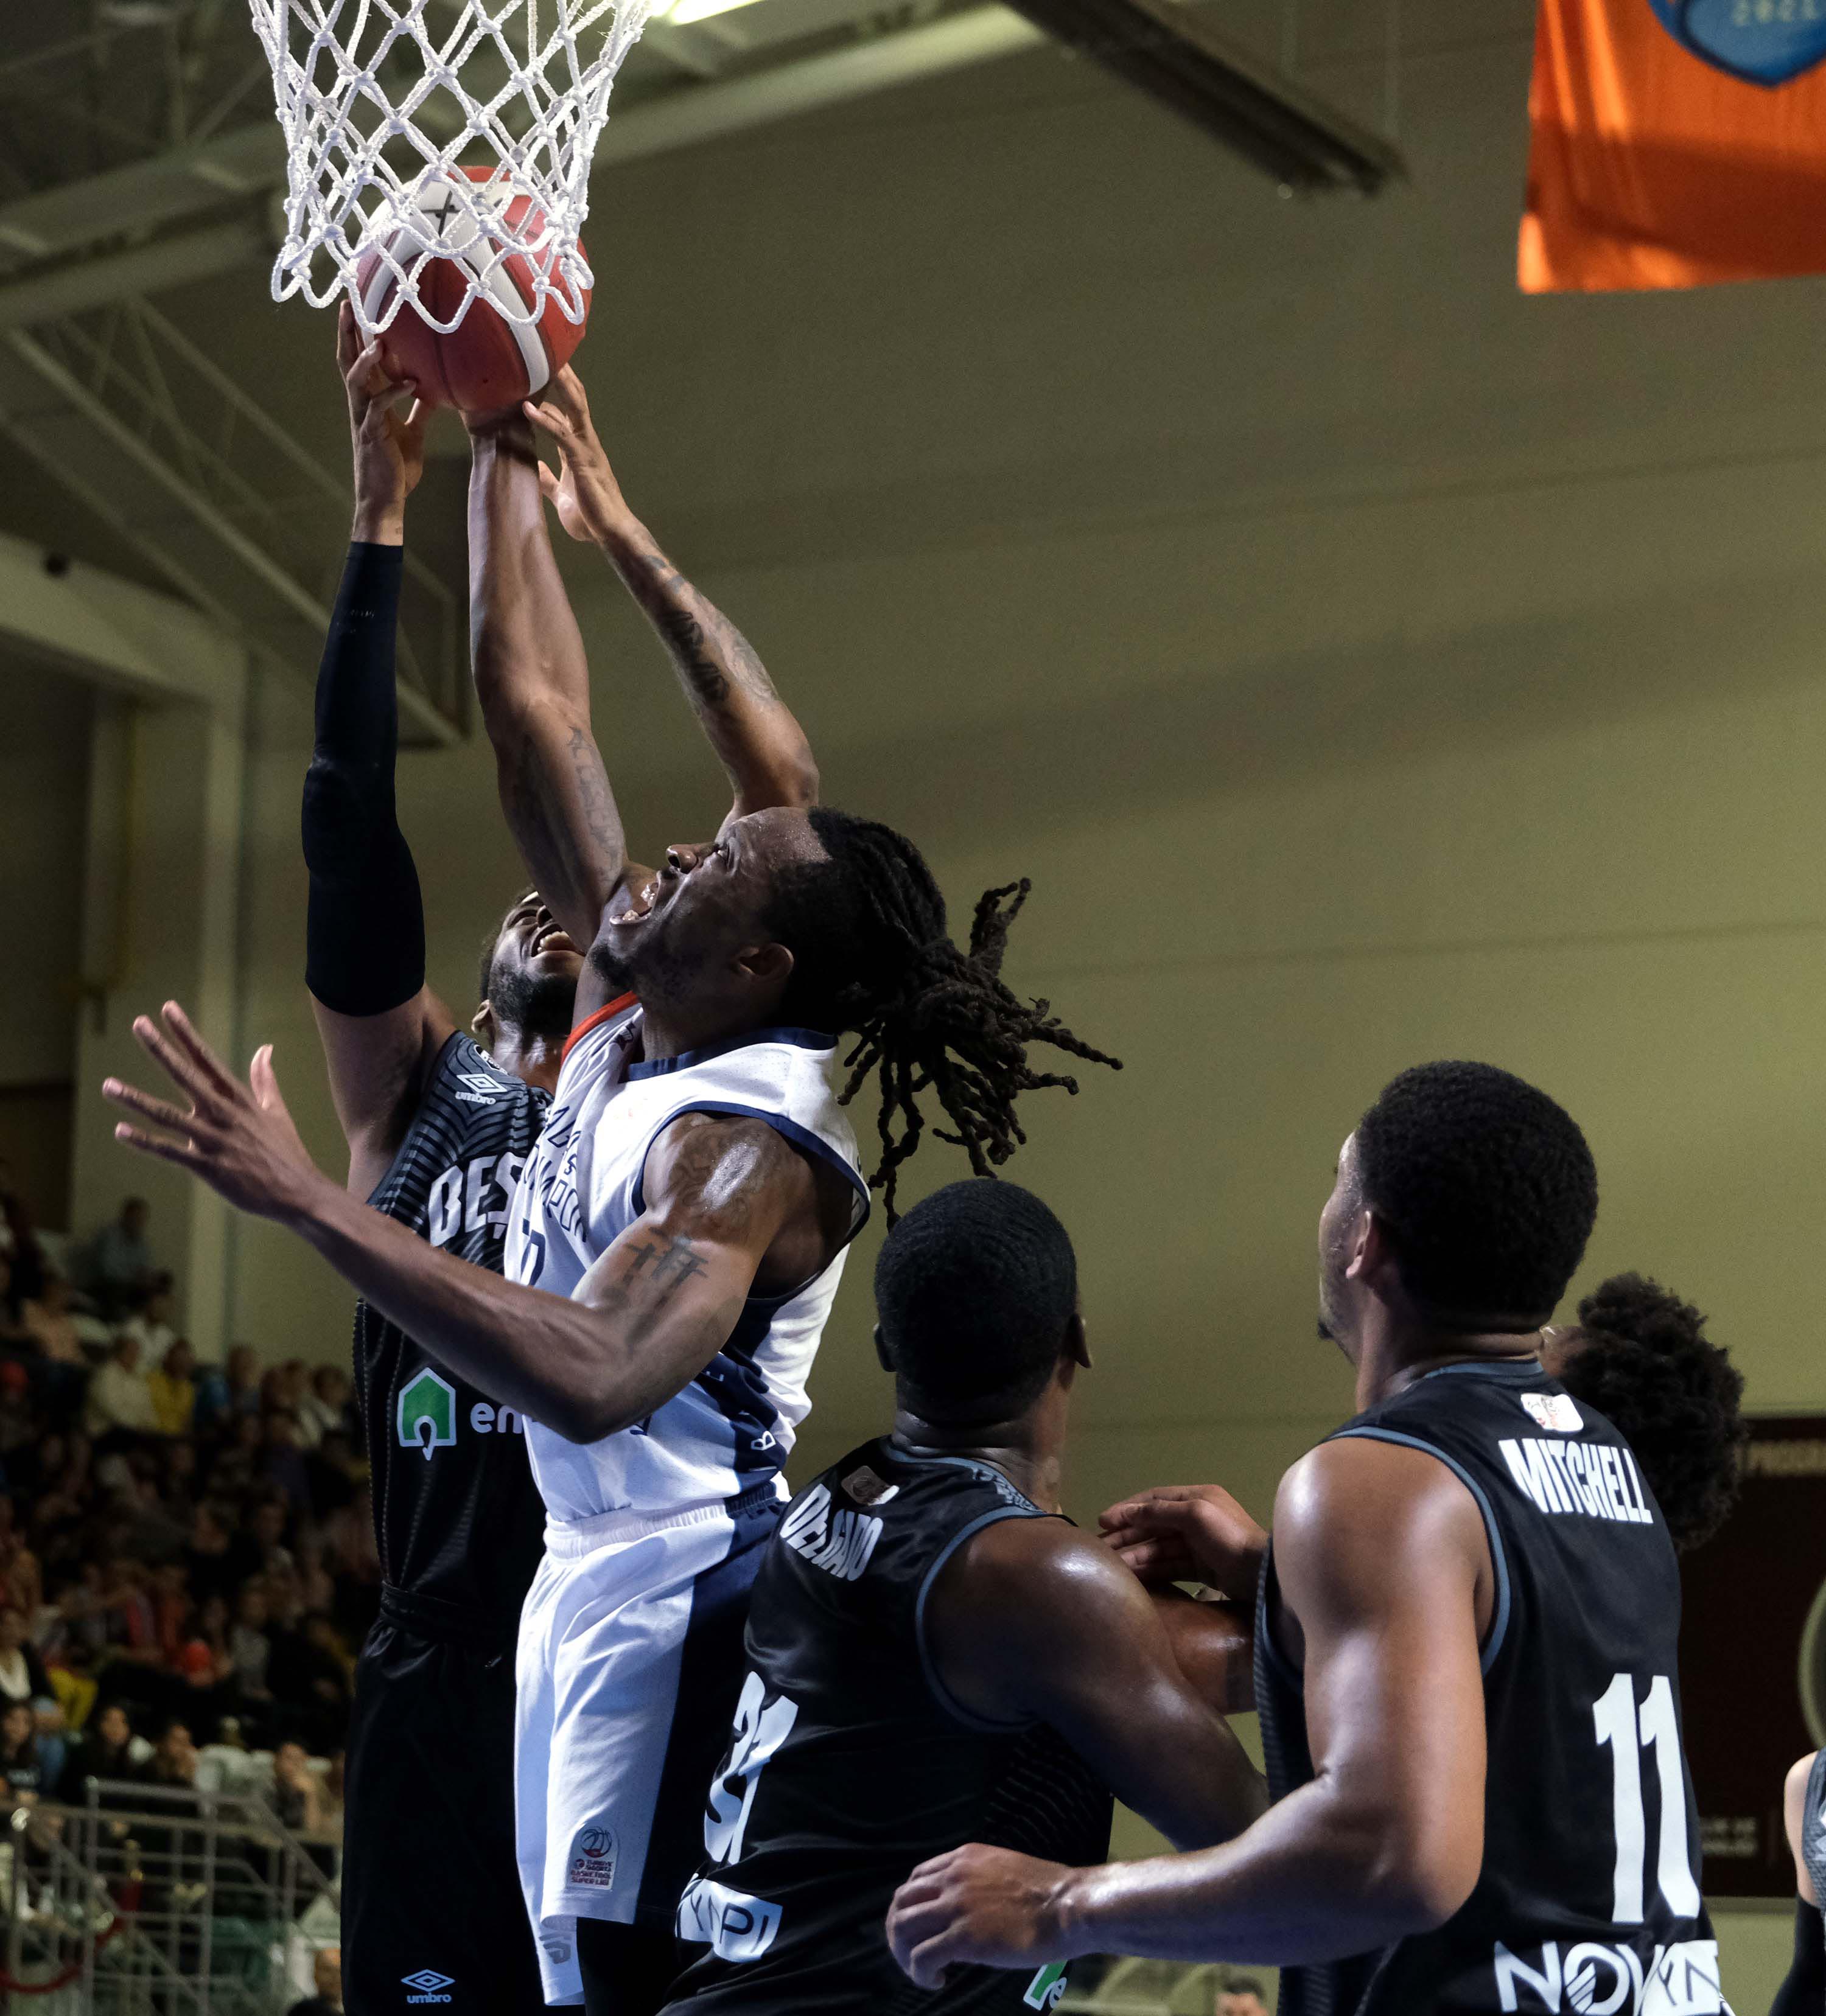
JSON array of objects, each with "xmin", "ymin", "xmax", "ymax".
[{"xmin": 250, "ymin": 0, "xmax": 658, "ymax": 333}]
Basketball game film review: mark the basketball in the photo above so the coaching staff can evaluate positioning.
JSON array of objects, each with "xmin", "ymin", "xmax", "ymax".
[{"xmin": 352, "ymin": 166, "xmax": 590, "ymax": 411}]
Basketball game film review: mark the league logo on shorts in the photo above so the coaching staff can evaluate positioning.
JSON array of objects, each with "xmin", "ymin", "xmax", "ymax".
[
  {"xmin": 1646, "ymin": 0, "xmax": 1826, "ymax": 86},
  {"xmin": 568, "ymin": 1822, "xmax": 618, "ymax": 1890}
]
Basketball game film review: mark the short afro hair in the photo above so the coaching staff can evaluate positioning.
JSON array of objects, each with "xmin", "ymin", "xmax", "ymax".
[
  {"xmin": 1355, "ymin": 1061, "xmax": 1597, "ymax": 1326},
  {"xmin": 874, "ymin": 1179, "xmax": 1078, "ymax": 1426},
  {"xmin": 1557, "ymin": 1274, "xmax": 1745, "ymax": 1551}
]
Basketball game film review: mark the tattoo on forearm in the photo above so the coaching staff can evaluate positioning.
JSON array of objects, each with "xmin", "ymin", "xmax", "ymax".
[
  {"xmin": 502, "ymin": 723, "xmax": 618, "ymax": 915},
  {"xmin": 657, "ymin": 602, "xmax": 729, "ymax": 707},
  {"xmin": 637, "ymin": 552, "xmax": 779, "ymax": 713},
  {"xmin": 565, "ymin": 724, "xmax": 619, "ymax": 862},
  {"xmin": 505, "ymin": 731, "xmax": 573, "ymax": 904}
]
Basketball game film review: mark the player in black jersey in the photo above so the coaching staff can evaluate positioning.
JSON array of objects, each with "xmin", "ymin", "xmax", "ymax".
[
  {"xmin": 889, "ymin": 1062, "xmax": 1730, "ymax": 2016},
  {"xmin": 301, "ymin": 311, "xmax": 825, "ymax": 2014},
  {"xmin": 1771, "ymin": 1747, "xmax": 1826, "ymax": 2014},
  {"xmin": 663, "ymin": 1179, "xmax": 1266, "ymax": 2016}
]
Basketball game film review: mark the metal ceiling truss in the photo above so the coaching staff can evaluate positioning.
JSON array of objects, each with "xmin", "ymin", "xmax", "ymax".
[
  {"xmin": 0, "ymin": 295, "xmax": 460, "ymax": 744},
  {"xmin": 0, "ymin": 1, "xmax": 1397, "ymax": 750}
]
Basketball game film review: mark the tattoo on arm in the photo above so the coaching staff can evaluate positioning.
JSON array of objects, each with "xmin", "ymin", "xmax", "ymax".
[
  {"xmin": 621, "ymin": 1233, "xmax": 712, "ymax": 1301},
  {"xmin": 506, "ymin": 727, "xmax": 575, "ymax": 901},
  {"xmin": 640, "ymin": 553, "xmax": 778, "ymax": 715},
  {"xmin": 565, "ymin": 722, "xmax": 620, "ymax": 865}
]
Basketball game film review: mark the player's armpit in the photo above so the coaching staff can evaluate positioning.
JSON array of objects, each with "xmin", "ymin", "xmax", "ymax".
[
  {"xmin": 923, "ymin": 1517, "xmax": 1267, "ymax": 1850},
  {"xmin": 310, "ymin": 992, "xmax": 455, "ymax": 1197}
]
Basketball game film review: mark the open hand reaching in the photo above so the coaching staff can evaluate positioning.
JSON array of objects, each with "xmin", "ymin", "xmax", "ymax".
[
  {"xmin": 522, "ymin": 366, "xmax": 635, "ymax": 546},
  {"xmin": 102, "ymin": 1003, "xmax": 334, "ymax": 1228},
  {"xmin": 338, "ymin": 299, "xmax": 425, "ymax": 542}
]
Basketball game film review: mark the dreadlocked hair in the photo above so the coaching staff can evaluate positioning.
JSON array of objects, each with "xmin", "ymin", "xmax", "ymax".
[{"xmin": 764, "ymin": 808, "xmax": 1121, "ymax": 1221}]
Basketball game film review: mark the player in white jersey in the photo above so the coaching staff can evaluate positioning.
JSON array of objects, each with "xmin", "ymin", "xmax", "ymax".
[
  {"xmin": 503, "ymin": 1014, "xmax": 868, "ymax": 2006},
  {"xmin": 102, "ymin": 371, "xmax": 1120, "ymax": 2016}
]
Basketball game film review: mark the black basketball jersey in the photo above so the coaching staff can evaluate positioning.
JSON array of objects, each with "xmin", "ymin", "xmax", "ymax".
[
  {"xmin": 664, "ymin": 1439, "xmax": 1113, "ymax": 2016},
  {"xmin": 1802, "ymin": 1751, "xmax": 1826, "ymax": 1952},
  {"xmin": 356, "ymin": 1031, "xmax": 549, "ymax": 1625},
  {"xmin": 1258, "ymin": 1358, "xmax": 1726, "ymax": 2016}
]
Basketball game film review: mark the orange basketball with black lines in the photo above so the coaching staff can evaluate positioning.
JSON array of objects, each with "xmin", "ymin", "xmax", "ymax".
[{"xmin": 352, "ymin": 166, "xmax": 590, "ymax": 411}]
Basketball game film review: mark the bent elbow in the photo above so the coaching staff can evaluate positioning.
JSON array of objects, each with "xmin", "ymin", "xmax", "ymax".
[
  {"xmin": 1366, "ymin": 1841, "xmax": 1478, "ymax": 1936},
  {"xmin": 545, "ymin": 1402, "xmax": 609, "ymax": 1446},
  {"xmin": 545, "ymin": 1395, "xmax": 638, "ymax": 1446},
  {"xmin": 784, "ymin": 753, "xmax": 820, "ymax": 809}
]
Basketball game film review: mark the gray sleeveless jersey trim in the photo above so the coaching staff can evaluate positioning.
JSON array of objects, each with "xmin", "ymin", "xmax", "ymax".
[{"xmin": 1806, "ymin": 1750, "xmax": 1826, "ymax": 1930}]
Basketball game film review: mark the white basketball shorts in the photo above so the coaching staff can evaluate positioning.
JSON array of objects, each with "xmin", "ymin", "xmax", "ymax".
[{"xmin": 514, "ymin": 1482, "xmax": 782, "ymax": 2006}]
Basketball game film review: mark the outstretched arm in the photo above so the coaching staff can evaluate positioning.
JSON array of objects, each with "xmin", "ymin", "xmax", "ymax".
[
  {"xmin": 467, "ymin": 413, "xmax": 640, "ymax": 970},
  {"xmin": 306, "ymin": 306, "xmax": 450, "ymax": 1195},
  {"xmin": 103, "ymin": 1005, "xmax": 822, "ymax": 1442},
  {"xmin": 524, "ymin": 369, "xmax": 819, "ymax": 825},
  {"xmin": 923, "ymin": 1516, "xmax": 1265, "ymax": 1853},
  {"xmin": 887, "ymin": 1437, "xmax": 1490, "ymax": 1984}
]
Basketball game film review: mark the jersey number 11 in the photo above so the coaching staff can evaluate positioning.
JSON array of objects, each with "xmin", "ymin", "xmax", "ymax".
[{"xmin": 1592, "ymin": 1672, "xmax": 1702, "ymax": 1927}]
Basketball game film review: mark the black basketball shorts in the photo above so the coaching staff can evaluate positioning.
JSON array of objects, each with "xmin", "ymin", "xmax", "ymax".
[{"xmin": 343, "ymin": 1602, "xmax": 564, "ymax": 2013}]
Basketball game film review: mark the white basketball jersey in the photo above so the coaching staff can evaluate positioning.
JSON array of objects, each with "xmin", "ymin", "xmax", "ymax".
[{"xmin": 506, "ymin": 999, "xmax": 869, "ymax": 1523}]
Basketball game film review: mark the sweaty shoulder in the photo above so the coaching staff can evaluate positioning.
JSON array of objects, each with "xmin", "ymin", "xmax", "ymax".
[
  {"xmin": 1272, "ymin": 1436, "xmax": 1495, "ymax": 1658},
  {"xmin": 642, "ymin": 1109, "xmax": 851, "ymax": 1291},
  {"xmin": 925, "ymin": 1513, "xmax": 1139, "ymax": 1717}
]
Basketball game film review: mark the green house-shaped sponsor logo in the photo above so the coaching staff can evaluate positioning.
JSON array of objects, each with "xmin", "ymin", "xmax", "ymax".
[
  {"xmin": 397, "ymin": 1367, "xmax": 458, "ymax": 1460},
  {"xmin": 1023, "ymin": 1963, "xmax": 1068, "ymax": 2011}
]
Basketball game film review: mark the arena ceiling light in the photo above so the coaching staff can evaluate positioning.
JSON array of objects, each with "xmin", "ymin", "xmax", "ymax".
[
  {"xmin": 1000, "ymin": 0, "xmax": 1403, "ymax": 194},
  {"xmin": 665, "ymin": 0, "xmax": 766, "ymax": 25}
]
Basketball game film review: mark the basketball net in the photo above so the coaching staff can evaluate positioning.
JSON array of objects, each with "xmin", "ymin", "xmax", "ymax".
[{"xmin": 250, "ymin": 0, "xmax": 657, "ymax": 333}]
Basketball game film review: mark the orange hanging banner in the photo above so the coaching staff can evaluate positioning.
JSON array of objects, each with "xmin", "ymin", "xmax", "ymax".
[{"xmin": 1521, "ymin": 0, "xmax": 1826, "ymax": 293}]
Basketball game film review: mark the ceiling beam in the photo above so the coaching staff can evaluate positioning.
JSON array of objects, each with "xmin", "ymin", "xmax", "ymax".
[
  {"xmin": 0, "ymin": 122, "xmax": 281, "ymax": 264},
  {"xmin": 0, "ymin": 215, "xmax": 268, "ymax": 331},
  {"xmin": 2, "ymin": 326, "xmax": 460, "ymax": 747},
  {"xmin": 0, "ymin": 7, "xmax": 1047, "ymax": 327}
]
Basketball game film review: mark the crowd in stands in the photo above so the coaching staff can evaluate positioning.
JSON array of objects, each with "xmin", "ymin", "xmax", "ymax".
[{"xmin": 0, "ymin": 1165, "xmax": 376, "ymax": 1845}]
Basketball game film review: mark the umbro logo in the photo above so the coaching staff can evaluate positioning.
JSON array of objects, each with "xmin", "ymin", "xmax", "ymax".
[
  {"xmin": 454, "ymin": 1070, "xmax": 505, "ymax": 1101},
  {"xmin": 402, "ymin": 1969, "xmax": 454, "ymax": 2003}
]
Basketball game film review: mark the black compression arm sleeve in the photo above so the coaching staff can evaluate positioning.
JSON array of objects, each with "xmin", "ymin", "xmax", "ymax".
[
  {"xmin": 302, "ymin": 542, "xmax": 427, "ymax": 1016},
  {"xmin": 1770, "ymin": 1897, "xmax": 1825, "ymax": 2015}
]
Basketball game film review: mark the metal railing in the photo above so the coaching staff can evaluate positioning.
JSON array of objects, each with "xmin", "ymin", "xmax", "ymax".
[{"xmin": 1, "ymin": 1781, "xmax": 339, "ymax": 2015}]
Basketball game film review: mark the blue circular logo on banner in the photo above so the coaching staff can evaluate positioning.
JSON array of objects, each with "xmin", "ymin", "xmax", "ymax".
[{"xmin": 1647, "ymin": 0, "xmax": 1826, "ymax": 86}]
